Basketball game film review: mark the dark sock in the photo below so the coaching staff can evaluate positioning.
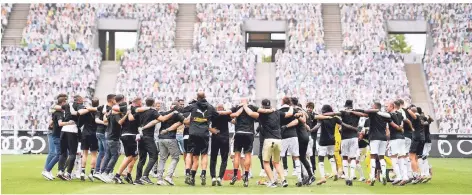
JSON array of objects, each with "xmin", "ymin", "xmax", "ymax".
[
  {"xmin": 81, "ymin": 168, "xmax": 85, "ymax": 174},
  {"xmin": 127, "ymin": 173, "xmax": 132, "ymax": 177},
  {"xmin": 90, "ymin": 168, "xmax": 95, "ymax": 175},
  {"xmin": 191, "ymin": 170, "xmax": 197, "ymax": 179},
  {"xmin": 115, "ymin": 173, "xmax": 120, "ymax": 178},
  {"xmin": 233, "ymin": 169, "xmax": 238, "ymax": 177},
  {"xmin": 186, "ymin": 169, "xmax": 190, "ymax": 176},
  {"xmin": 244, "ymin": 171, "xmax": 249, "ymax": 178},
  {"xmin": 201, "ymin": 170, "xmax": 206, "ymax": 176}
]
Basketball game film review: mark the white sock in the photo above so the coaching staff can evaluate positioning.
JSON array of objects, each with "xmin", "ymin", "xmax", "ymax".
[
  {"xmin": 400, "ymin": 158, "xmax": 409, "ymax": 180},
  {"xmin": 391, "ymin": 157, "xmax": 401, "ymax": 181},
  {"xmin": 370, "ymin": 159, "xmax": 376, "ymax": 180},
  {"xmin": 318, "ymin": 162, "xmax": 325, "ymax": 178},
  {"xmin": 356, "ymin": 163, "xmax": 364, "ymax": 179},
  {"xmin": 380, "ymin": 159, "xmax": 387, "ymax": 178},
  {"xmin": 329, "ymin": 157, "xmax": 337, "ymax": 175},
  {"xmin": 418, "ymin": 158, "xmax": 424, "ymax": 177},
  {"xmin": 406, "ymin": 158, "xmax": 413, "ymax": 178},
  {"xmin": 349, "ymin": 160, "xmax": 356, "ymax": 180},
  {"xmin": 294, "ymin": 159, "xmax": 302, "ymax": 182},
  {"xmin": 342, "ymin": 160, "xmax": 349, "ymax": 179},
  {"xmin": 424, "ymin": 159, "xmax": 430, "ymax": 177}
]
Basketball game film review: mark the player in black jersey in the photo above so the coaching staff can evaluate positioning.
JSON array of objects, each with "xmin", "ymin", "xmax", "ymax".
[
  {"xmin": 291, "ymin": 98, "xmax": 315, "ymax": 186},
  {"xmin": 133, "ymin": 98, "xmax": 176, "ymax": 185},
  {"xmin": 385, "ymin": 101, "xmax": 408, "ymax": 186},
  {"xmin": 77, "ymin": 97, "xmax": 100, "ymax": 182},
  {"xmin": 323, "ymin": 100, "xmax": 364, "ymax": 186},
  {"xmin": 420, "ymin": 113, "xmax": 434, "ymax": 183},
  {"xmin": 209, "ymin": 103, "xmax": 232, "ymax": 186},
  {"xmin": 355, "ymin": 102, "xmax": 402, "ymax": 186},
  {"xmin": 406, "ymin": 105, "xmax": 429, "ymax": 184},
  {"xmin": 184, "ymin": 92, "xmax": 219, "ymax": 186},
  {"xmin": 99, "ymin": 95, "xmax": 129, "ymax": 183},
  {"xmin": 398, "ymin": 99, "xmax": 414, "ymax": 180},
  {"xmin": 94, "ymin": 94, "xmax": 115, "ymax": 180},
  {"xmin": 313, "ymin": 105, "xmax": 357, "ymax": 185},
  {"xmin": 305, "ymin": 102, "xmax": 318, "ymax": 175},
  {"xmin": 56, "ymin": 95, "xmax": 96, "ymax": 181},
  {"xmin": 141, "ymin": 102, "xmax": 186, "ymax": 186},
  {"xmin": 109, "ymin": 97, "xmax": 143, "ymax": 184},
  {"xmin": 182, "ymin": 100, "xmax": 196, "ymax": 181},
  {"xmin": 229, "ymin": 98, "xmax": 258, "ymax": 187}
]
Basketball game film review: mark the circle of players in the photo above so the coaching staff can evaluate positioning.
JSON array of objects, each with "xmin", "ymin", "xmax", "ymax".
[{"xmin": 41, "ymin": 92, "xmax": 433, "ymax": 188}]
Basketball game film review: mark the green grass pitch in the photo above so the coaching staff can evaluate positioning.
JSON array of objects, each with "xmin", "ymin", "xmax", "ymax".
[{"xmin": 1, "ymin": 155, "xmax": 472, "ymax": 194}]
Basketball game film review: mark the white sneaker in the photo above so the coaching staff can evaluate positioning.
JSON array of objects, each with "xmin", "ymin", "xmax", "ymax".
[
  {"xmin": 284, "ymin": 170, "xmax": 288, "ymax": 177},
  {"xmin": 156, "ymin": 180, "xmax": 166, "ymax": 186},
  {"xmin": 42, "ymin": 171, "xmax": 53, "ymax": 180},
  {"xmin": 47, "ymin": 171, "xmax": 55, "ymax": 180},
  {"xmin": 164, "ymin": 177, "xmax": 175, "ymax": 186},
  {"xmin": 358, "ymin": 177, "xmax": 366, "ymax": 182},
  {"xmin": 102, "ymin": 173, "xmax": 112, "ymax": 183},
  {"xmin": 259, "ymin": 170, "xmax": 267, "ymax": 177},
  {"xmin": 249, "ymin": 171, "xmax": 253, "ymax": 178}
]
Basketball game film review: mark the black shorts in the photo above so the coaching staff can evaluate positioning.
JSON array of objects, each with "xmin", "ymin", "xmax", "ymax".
[
  {"xmin": 188, "ymin": 135, "xmax": 209, "ymax": 156},
  {"xmin": 81, "ymin": 134, "xmax": 98, "ymax": 151},
  {"xmin": 183, "ymin": 138, "xmax": 191, "ymax": 153},
  {"xmin": 120, "ymin": 135, "xmax": 138, "ymax": 157},
  {"xmin": 233, "ymin": 133, "xmax": 254, "ymax": 154},
  {"xmin": 409, "ymin": 140, "xmax": 425, "ymax": 155}
]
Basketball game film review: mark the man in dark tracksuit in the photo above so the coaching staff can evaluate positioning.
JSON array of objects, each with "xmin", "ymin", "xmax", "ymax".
[
  {"xmin": 305, "ymin": 102, "xmax": 318, "ymax": 175},
  {"xmin": 209, "ymin": 104, "xmax": 232, "ymax": 186},
  {"xmin": 291, "ymin": 98, "xmax": 315, "ymax": 186},
  {"xmin": 184, "ymin": 92, "xmax": 218, "ymax": 186}
]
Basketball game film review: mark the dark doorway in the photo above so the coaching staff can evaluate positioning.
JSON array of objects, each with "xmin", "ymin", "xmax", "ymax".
[
  {"xmin": 99, "ymin": 30, "xmax": 137, "ymax": 61},
  {"xmin": 246, "ymin": 32, "xmax": 286, "ymax": 62}
]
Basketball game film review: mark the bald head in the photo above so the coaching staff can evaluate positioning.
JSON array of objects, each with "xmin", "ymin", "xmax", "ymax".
[
  {"xmin": 410, "ymin": 107, "xmax": 418, "ymax": 113},
  {"xmin": 197, "ymin": 92, "xmax": 205, "ymax": 100}
]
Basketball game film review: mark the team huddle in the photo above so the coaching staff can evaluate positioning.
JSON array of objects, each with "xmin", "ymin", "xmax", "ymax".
[{"xmin": 41, "ymin": 92, "xmax": 434, "ymax": 188}]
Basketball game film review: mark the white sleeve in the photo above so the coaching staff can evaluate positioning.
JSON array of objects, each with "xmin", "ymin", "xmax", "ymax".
[{"xmin": 377, "ymin": 112, "xmax": 391, "ymax": 118}]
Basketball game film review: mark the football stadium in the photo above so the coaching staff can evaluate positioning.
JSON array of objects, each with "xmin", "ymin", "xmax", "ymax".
[{"xmin": 1, "ymin": 2, "xmax": 472, "ymax": 194}]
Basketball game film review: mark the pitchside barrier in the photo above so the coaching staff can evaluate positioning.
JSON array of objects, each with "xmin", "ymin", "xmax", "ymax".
[{"xmin": 1, "ymin": 130, "xmax": 471, "ymax": 158}]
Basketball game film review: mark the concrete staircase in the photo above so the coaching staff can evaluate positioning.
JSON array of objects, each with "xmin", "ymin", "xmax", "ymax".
[
  {"xmin": 255, "ymin": 63, "xmax": 277, "ymax": 106},
  {"xmin": 404, "ymin": 63, "xmax": 438, "ymax": 133},
  {"xmin": 175, "ymin": 4, "xmax": 197, "ymax": 50},
  {"xmin": 2, "ymin": 4, "xmax": 30, "ymax": 46},
  {"xmin": 322, "ymin": 3, "xmax": 343, "ymax": 51},
  {"xmin": 94, "ymin": 61, "xmax": 121, "ymax": 104}
]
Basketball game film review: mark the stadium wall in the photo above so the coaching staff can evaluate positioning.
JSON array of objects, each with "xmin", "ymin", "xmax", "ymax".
[
  {"xmin": 2, "ymin": 130, "xmax": 471, "ymax": 158},
  {"xmin": 387, "ymin": 20, "xmax": 428, "ymax": 33}
]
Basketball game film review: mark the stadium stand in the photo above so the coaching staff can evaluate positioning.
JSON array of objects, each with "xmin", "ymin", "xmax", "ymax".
[
  {"xmin": 275, "ymin": 50, "xmax": 411, "ymax": 111},
  {"xmin": 339, "ymin": 4, "xmax": 387, "ymax": 52},
  {"xmin": 1, "ymin": 46, "xmax": 101, "ymax": 130},
  {"xmin": 116, "ymin": 49, "xmax": 257, "ymax": 108},
  {"xmin": 421, "ymin": 3, "xmax": 472, "ymax": 134},
  {"xmin": 1, "ymin": 3, "xmax": 12, "ymax": 38},
  {"xmin": 95, "ymin": 4, "xmax": 179, "ymax": 50},
  {"xmin": 1, "ymin": 3, "xmax": 471, "ymax": 133},
  {"xmin": 194, "ymin": 3, "xmax": 324, "ymax": 51},
  {"xmin": 22, "ymin": 4, "xmax": 97, "ymax": 50}
]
